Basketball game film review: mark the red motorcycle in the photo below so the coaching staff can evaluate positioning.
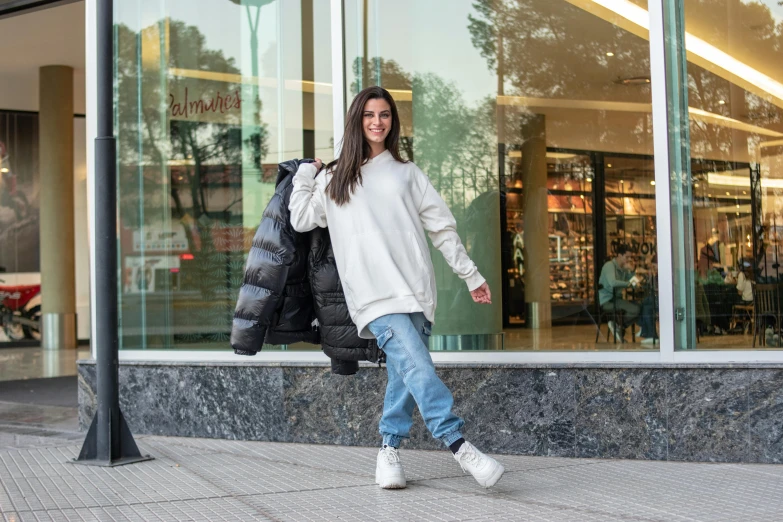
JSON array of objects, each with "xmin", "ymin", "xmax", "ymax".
[{"xmin": 0, "ymin": 277, "xmax": 42, "ymax": 341}]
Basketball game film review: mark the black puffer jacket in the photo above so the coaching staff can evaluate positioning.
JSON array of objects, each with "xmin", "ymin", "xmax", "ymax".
[
  {"xmin": 230, "ymin": 159, "xmax": 379, "ymax": 375},
  {"xmin": 309, "ymin": 226, "xmax": 381, "ymax": 374}
]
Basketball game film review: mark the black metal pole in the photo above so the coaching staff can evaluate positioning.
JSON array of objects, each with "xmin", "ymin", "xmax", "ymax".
[{"xmin": 72, "ymin": 0, "xmax": 151, "ymax": 467}]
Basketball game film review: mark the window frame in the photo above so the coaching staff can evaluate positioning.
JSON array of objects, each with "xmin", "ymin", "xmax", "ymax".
[{"xmin": 84, "ymin": 0, "xmax": 783, "ymax": 364}]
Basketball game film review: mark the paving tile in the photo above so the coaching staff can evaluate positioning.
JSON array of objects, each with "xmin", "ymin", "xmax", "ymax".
[
  {"xmin": 148, "ymin": 436, "xmax": 607, "ymax": 480},
  {"xmin": 0, "ymin": 445, "xmax": 227, "ymax": 512},
  {"xmin": 1, "ymin": 436, "xmax": 783, "ymax": 522}
]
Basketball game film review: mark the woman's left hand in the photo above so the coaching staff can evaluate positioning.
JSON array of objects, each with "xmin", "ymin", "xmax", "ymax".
[{"xmin": 470, "ymin": 282, "xmax": 492, "ymax": 304}]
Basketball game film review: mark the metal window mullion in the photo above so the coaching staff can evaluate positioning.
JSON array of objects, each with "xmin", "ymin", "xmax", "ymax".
[
  {"xmin": 649, "ymin": 0, "xmax": 675, "ymax": 360},
  {"xmin": 330, "ymin": 0, "xmax": 346, "ymax": 157}
]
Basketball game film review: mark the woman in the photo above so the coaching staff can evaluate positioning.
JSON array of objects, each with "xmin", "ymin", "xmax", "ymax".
[{"xmin": 289, "ymin": 86, "xmax": 504, "ymax": 489}]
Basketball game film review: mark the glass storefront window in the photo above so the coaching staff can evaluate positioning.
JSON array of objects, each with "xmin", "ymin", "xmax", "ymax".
[
  {"xmin": 115, "ymin": 0, "xmax": 333, "ymax": 350},
  {"xmin": 345, "ymin": 0, "xmax": 659, "ymax": 350},
  {"xmin": 0, "ymin": 111, "xmax": 41, "ymax": 345},
  {"xmin": 672, "ymin": 0, "xmax": 783, "ymax": 349}
]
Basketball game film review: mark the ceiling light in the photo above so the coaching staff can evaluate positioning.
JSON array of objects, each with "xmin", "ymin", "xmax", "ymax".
[
  {"xmin": 726, "ymin": 192, "xmax": 730, "ymax": 195},
  {"xmin": 606, "ymin": 52, "xmax": 615, "ymax": 57},
  {"xmin": 650, "ymin": 180, "xmax": 656, "ymax": 186},
  {"xmin": 718, "ymin": 100, "xmax": 726, "ymax": 105},
  {"xmin": 736, "ymin": 204, "xmax": 740, "ymax": 208},
  {"xmin": 694, "ymin": 183, "xmax": 699, "ymax": 187},
  {"xmin": 0, "ymin": 168, "xmax": 8, "ymax": 173},
  {"xmin": 607, "ymin": 163, "xmax": 613, "ymax": 168},
  {"xmin": 620, "ymin": 180, "xmax": 624, "ymax": 184},
  {"xmin": 614, "ymin": 76, "xmax": 651, "ymax": 86},
  {"xmin": 743, "ymin": 191, "xmax": 747, "ymax": 194}
]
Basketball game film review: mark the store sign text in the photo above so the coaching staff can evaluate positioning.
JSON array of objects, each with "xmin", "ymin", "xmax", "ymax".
[{"xmin": 168, "ymin": 87, "xmax": 241, "ymax": 119}]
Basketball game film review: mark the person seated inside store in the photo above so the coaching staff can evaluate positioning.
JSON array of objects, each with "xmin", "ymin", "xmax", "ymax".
[
  {"xmin": 698, "ymin": 228, "xmax": 727, "ymax": 278},
  {"xmin": 599, "ymin": 244, "xmax": 640, "ymax": 341},
  {"xmin": 735, "ymin": 261, "xmax": 754, "ymax": 304}
]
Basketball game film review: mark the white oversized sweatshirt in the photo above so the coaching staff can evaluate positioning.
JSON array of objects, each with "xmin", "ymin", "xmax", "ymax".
[{"xmin": 288, "ymin": 150, "xmax": 485, "ymax": 339}]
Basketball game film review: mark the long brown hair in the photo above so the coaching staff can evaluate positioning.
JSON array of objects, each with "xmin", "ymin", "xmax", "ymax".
[{"xmin": 324, "ymin": 86, "xmax": 407, "ymax": 206}]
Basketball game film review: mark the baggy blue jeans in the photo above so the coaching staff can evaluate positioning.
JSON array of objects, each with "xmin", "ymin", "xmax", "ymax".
[{"xmin": 367, "ymin": 312, "xmax": 464, "ymax": 449}]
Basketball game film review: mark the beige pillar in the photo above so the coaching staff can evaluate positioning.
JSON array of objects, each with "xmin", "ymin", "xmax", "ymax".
[
  {"xmin": 521, "ymin": 114, "xmax": 551, "ymax": 328},
  {"xmin": 39, "ymin": 65, "xmax": 76, "ymax": 350}
]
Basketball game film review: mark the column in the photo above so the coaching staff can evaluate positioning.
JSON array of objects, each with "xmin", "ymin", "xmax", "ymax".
[
  {"xmin": 521, "ymin": 114, "xmax": 552, "ymax": 328},
  {"xmin": 39, "ymin": 65, "xmax": 76, "ymax": 349}
]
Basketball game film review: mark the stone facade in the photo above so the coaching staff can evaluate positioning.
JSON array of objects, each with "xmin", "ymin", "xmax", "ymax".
[{"xmin": 78, "ymin": 361, "xmax": 783, "ymax": 463}]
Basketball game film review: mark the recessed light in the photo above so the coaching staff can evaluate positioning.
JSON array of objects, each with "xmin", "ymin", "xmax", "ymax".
[
  {"xmin": 606, "ymin": 52, "xmax": 615, "ymax": 57},
  {"xmin": 607, "ymin": 164, "xmax": 613, "ymax": 168},
  {"xmin": 650, "ymin": 180, "xmax": 656, "ymax": 186},
  {"xmin": 620, "ymin": 180, "xmax": 624, "ymax": 184},
  {"xmin": 0, "ymin": 168, "xmax": 8, "ymax": 173},
  {"xmin": 736, "ymin": 204, "xmax": 740, "ymax": 208},
  {"xmin": 694, "ymin": 183, "xmax": 699, "ymax": 187},
  {"xmin": 726, "ymin": 192, "xmax": 730, "ymax": 195},
  {"xmin": 708, "ymin": 194, "xmax": 712, "ymax": 197},
  {"xmin": 614, "ymin": 76, "xmax": 652, "ymax": 86},
  {"xmin": 718, "ymin": 100, "xmax": 726, "ymax": 105},
  {"xmin": 743, "ymin": 191, "xmax": 747, "ymax": 194}
]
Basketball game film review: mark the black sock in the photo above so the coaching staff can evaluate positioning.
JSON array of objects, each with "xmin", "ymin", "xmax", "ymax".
[{"xmin": 449, "ymin": 438, "xmax": 466, "ymax": 454}]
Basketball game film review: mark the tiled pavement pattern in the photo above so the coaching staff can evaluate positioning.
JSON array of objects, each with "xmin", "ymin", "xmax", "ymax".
[{"xmin": 1, "ymin": 433, "xmax": 783, "ymax": 521}]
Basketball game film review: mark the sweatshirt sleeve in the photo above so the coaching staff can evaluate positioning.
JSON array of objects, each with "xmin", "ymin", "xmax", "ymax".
[
  {"xmin": 289, "ymin": 163, "xmax": 328, "ymax": 232},
  {"xmin": 414, "ymin": 168, "xmax": 486, "ymax": 292}
]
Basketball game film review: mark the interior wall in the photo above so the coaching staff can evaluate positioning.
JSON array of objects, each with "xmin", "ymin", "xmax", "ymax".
[{"xmin": 0, "ymin": 69, "xmax": 86, "ymax": 114}]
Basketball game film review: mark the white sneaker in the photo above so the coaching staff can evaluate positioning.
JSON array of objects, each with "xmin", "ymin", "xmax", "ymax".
[
  {"xmin": 376, "ymin": 446, "xmax": 406, "ymax": 489},
  {"xmin": 641, "ymin": 337, "xmax": 657, "ymax": 344},
  {"xmin": 453, "ymin": 441, "xmax": 505, "ymax": 488},
  {"xmin": 607, "ymin": 321, "xmax": 623, "ymax": 342}
]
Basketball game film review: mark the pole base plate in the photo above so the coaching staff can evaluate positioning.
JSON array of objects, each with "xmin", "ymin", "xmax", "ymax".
[{"xmin": 70, "ymin": 408, "xmax": 153, "ymax": 467}]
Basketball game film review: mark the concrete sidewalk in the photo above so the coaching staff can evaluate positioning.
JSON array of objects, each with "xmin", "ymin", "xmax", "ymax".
[{"xmin": 1, "ymin": 419, "xmax": 783, "ymax": 522}]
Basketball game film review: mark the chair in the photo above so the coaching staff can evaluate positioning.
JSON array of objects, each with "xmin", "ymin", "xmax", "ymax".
[
  {"xmin": 752, "ymin": 283, "xmax": 780, "ymax": 347},
  {"xmin": 730, "ymin": 281, "xmax": 755, "ymax": 337},
  {"xmin": 595, "ymin": 285, "xmax": 635, "ymax": 344}
]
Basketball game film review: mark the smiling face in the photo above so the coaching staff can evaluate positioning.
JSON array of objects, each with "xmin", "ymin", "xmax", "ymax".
[{"xmin": 362, "ymin": 98, "xmax": 392, "ymax": 150}]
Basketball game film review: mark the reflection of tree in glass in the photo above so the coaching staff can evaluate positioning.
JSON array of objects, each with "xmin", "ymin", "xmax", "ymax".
[
  {"xmin": 116, "ymin": 21, "xmax": 268, "ymax": 251},
  {"xmin": 116, "ymin": 20, "xmax": 269, "ymax": 345},
  {"xmin": 468, "ymin": 0, "xmax": 651, "ymax": 100},
  {"xmin": 467, "ymin": 0, "xmax": 655, "ymax": 152},
  {"xmin": 684, "ymin": 0, "xmax": 782, "ymax": 161}
]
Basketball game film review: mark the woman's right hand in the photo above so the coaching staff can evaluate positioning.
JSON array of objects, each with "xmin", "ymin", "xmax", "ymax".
[
  {"xmin": 313, "ymin": 158, "xmax": 322, "ymax": 171},
  {"xmin": 470, "ymin": 282, "xmax": 492, "ymax": 304}
]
